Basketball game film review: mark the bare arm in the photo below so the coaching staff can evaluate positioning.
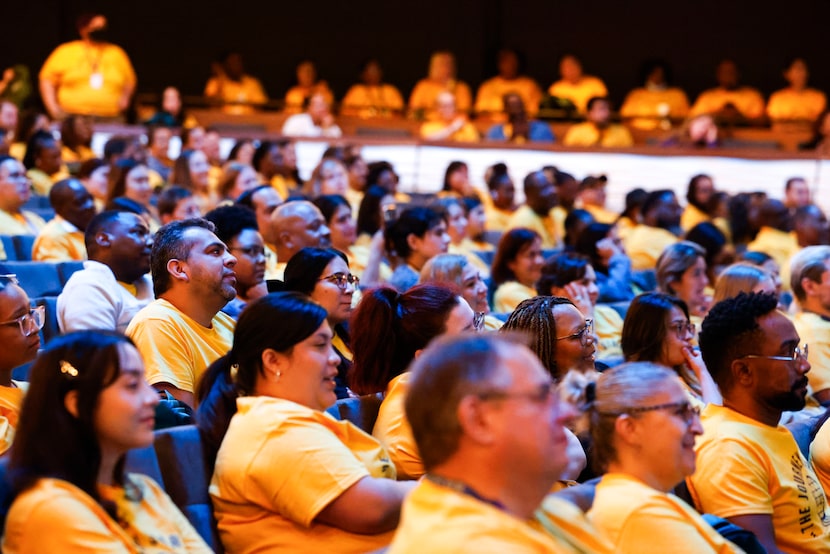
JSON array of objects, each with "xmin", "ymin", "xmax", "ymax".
[
  {"xmin": 359, "ymin": 230, "xmax": 386, "ymax": 288},
  {"xmin": 39, "ymin": 78, "xmax": 65, "ymax": 120},
  {"xmin": 153, "ymin": 382, "xmax": 194, "ymax": 408},
  {"xmin": 682, "ymin": 346, "xmax": 722, "ymax": 405},
  {"xmin": 315, "ymin": 476, "xmax": 416, "ymax": 534},
  {"xmin": 727, "ymin": 514, "xmax": 786, "ymax": 554}
]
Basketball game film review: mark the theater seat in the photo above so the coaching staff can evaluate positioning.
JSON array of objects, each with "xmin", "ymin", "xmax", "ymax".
[
  {"xmin": 0, "ymin": 236, "xmax": 16, "ymax": 261},
  {"xmin": 325, "ymin": 394, "xmax": 383, "ymax": 434},
  {"xmin": 57, "ymin": 261, "xmax": 85, "ymax": 285},
  {"xmin": 11, "ymin": 235, "xmax": 35, "ymax": 262},
  {"xmin": 153, "ymin": 425, "xmax": 223, "ymax": 553},
  {"xmin": 124, "ymin": 443, "xmax": 164, "ymax": 485},
  {"xmin": 0, "ymin": 262, "xmax": 63, "ymax": 297},
  {"xmin": 31, "ymin": 296, "xmax": 60, "ymax": 345}
]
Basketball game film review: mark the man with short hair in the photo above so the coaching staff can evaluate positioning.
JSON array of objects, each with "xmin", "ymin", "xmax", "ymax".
[
  {"xmin": 126, "ymin": 218, "xmax": 237, "ymax": 407},
  {"xmin": 791, "ymin": 246, "xmax": 830, "ymax": 406},
  {"xmin": 485, "ymin": 93, "xmax": 554, "ymax": 143},
  {"xmin": 622, "ymin": 189, "xmax": 682, "ymax": 270},
  {"xmin": 578, "ymin": 174, "xmax": 616, "ymax": 224},
  {"xmin": 237, "ymin": 184, "xmax": 283, "ymax": 279},
  {"xmin": 58, "ymin": 210, "xmax": 153, "ymax": 333},
  {"xmin": 281, "ymin": 92, "xmax": 342, "ymax": 138},
  {"xmin": 0, "ymin": 156, "xmax": 46, "ymax": 249},
  {"xmin": 32, "ymin": 177, "xmax": 95, "ymax": 261},
  {"xmin": 793, "ymin": 205, "xmax": 828, "ymax": 247},
  {"xmin": 690, "ymin": 291, "xmax": 830, "ymax": 553},
  {"xmin": 506, "ymin": 170, "xmax": 563, "ymax": 249},
  {"xmin": 563, "ymin": 96, "xmax": 634, "ymax": 147},
  {"xmin": 389, "ymin": 333, "xmax": 612, "ymax": 553},
  {"xmin": 785, "ymin": 177, "xmax": 811, "ymax": 211},
  {"xmin": 747, "ymin": 198, "xmax": 799, "ymax": 288},
  {"xmin": 269, "ymin": 200, "xmax": 330, "ymax": 279}
]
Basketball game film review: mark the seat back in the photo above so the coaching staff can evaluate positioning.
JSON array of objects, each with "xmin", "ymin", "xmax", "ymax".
[
  {"xmin": 153, "ymin": 425, "xmax": 223, "ymax": 553},
  {"xmin": 325, "ymin": 394, "xmax": 383, "ymax": 434},
  {"xmin": 0, "ymin": 236, "xmax": 16, "ymax": 261},
  {"xmin": 124, "ymin": 444, "xmax": 164, "ymax": 485},
  {"xmin": 31, "ymin": 296, "xmax": 60, "ymax": 345},
  {"xmin": 11, "ymin": 235, "xmax": 35, "ymax": 262},
  {"xmin": 57, "ymin": 261, "xmax": 85, "ymax": 285},
  {"xmin": 0, "ymin": 262, "xmax": 63, "ymax": 297}
]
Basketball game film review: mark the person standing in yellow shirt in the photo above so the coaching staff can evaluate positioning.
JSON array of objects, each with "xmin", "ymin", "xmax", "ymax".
[{"xmin": 39, "ymin": 13, "xmax": 136, "ymax": 120}]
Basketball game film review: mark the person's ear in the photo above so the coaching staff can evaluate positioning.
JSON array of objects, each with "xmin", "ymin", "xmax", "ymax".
[
  {"xmin": 64, "ymin": 390, "xmax": 79, "ymax": 418},
  {"xmin": 731, "ymin": 359, "xmax": 753, "ymax": 386},
  {"xmin": 167, "ymin": 259, "xmax": 188, "ymax": 282},
  {"xmin": 456, "ymin": 395, "xmax": 498, "ymax": 446},
  {"xmin": 95, "ymin": 231, "xmax": 112, "ymax": 248},
  {"xmin": 406, "ymin": 233, "xmax": 421, "ymax": 254}
]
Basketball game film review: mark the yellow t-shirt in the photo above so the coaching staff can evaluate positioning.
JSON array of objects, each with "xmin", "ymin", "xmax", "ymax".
[
  {"xmin": 811, "ymin": 417, "xmax": 830, "ymax": 500},
  {"xmin": 264, "ymin": 242, "xmax": 280, "ymax": 281},
  {"xmin": 746, "ymin": 226, "xmax": 799, "ymax": 292},
  {"xmin": 485, "ymin": 202, "xmax": 515, "ymax": 232},
  {"xmin": 3, "ymin": 474, "xmax": 210, "ymax": 553},
  {"xmin": 61, "ymin": 144, "xmax": 95, "ymax": 165},
  {"xmin": 681, "ymin": 204, "xmax": 710, "ymax": 233},
  {"xmin": 0, "ymin": 384, "xmax": 25, "ymax": 456},
  {"xmin": 408, "ymin": 79, "xmax": 473, "ymax": 117},
  {"xmin": 690, "ymin": 87, "xmax": 766, "ymax": 119},
  {"xmin": 688, "ymin": 404, "xmax": 830, "ymax": 554},
  {"xmin": 203, "ymin": 75, "xmax": 268, "ymax": 114},
  {"xmin": 0, "ymin": 209, "xmax": 46, "ymax": 237},
  {"xmin": 419, "ymin": 120, "xmax": 480, "ymax": 142},
  {"xmin": 449, "ymin": 240, "xmax": 491, "ymax": 279},
  {"xmin": 341, "ymin": 84, "xmax": 405, "ymax": 118},
  {"xmin": 31, "ymin": 216, "xmax": 87, "ymax": 262},
  {"xmin": 39, "ymin": 41, "xmax": 136, "ymax": 117},
  {"xmin": 548, "ymin": 76, "xmax": 608, "ymax": 114},
  {"xmin": 283, "ymin": 84, "xmax": 334, "ymax": 114},
  {"xmin": 125, "ymin": 298, "xmax": 235, "ymax": 394},
  {"xmin": 563, "ymin": 122, "xmax": 634, "ymax": 148},
  {"xmin": 793, "ymin": 311, "xmax": 830, "ymax": 394},
  {"xmin": 594, "ymin": 304, "xmax": 623, "ymax": 359},
  {"xmin": 589, "ymin": 473, "xmax": 742, "ymax": 553},
  {"xmin": 348, "ymin": 233, "xmax": 392, "ymax": 282},
  {"xmin": 506, "ymin": 205, "xmax": 564, "ymax": 249},
  {"xmin": 389, "ymin": 478, "xmax": 603, "ymax": 553},
  {"xmin": 767, "ymin": 88, "xmax": 827, "ymax": 121},
  {"xmin": 373, "ymin": 372, "xmax": 422, "ymax": 480},
  {"xmin": 582, "ymin": 204, "xmax": 618, "ymax": 225},
  {"xmin": 623, "ymin": 224, "xmax": 679, "ymax": 271},
  {"xmin": 493, "ymin": 280, "xmax": 537, "ymax": 314},
  {"xmin": 474, "ymin": 76, "xmax": 543, "ymax": 117},
  {"xmin": 620, "ymin": 87, "xmax": 691, "ymax": 129},
  {"xmin": 532, "ymin": 495, "xmax": 615, "ymax": 553},
  {"xmin": 211, "ymin": 396, "xmax": 396, "ymax": 553}
]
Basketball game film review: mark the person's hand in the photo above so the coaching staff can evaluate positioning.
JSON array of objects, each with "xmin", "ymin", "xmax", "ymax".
[
  {"xmin": 562, "ymin": 281, "xmax": 594, "ymax": 318},
  {"xmin": 682, "ymin": 344, "xmax": 706, "ymax": 380},
  {"xmin": 1, "ymin": 68, "xmax": 13, "ymax": 84},
  {"xmin": 596, "ymin": 236, "xmax": 623, "ymax": 259}
]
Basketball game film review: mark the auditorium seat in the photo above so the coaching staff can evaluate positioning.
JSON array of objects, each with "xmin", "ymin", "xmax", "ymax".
[
  {"xmin": 57, "ymin": 261, "xmax": 85, "ymax": 285},
  {"xmin": 11, "ymin": 235, "xmax": 35, "ymax": 262},
  {"xmin": 0, "ymin": 236, "xmax": 16, "ymax": 261},
  {"xmin": 31, "ymin": 296, "xmax": 60, "ymax": 345},
  {"xmin": 0, "ymin": 262, "xmax": 63, "ymax": 297},
  {"xmin": 325, "ymin": 394, "xmax": 383, "ymax": 434}
]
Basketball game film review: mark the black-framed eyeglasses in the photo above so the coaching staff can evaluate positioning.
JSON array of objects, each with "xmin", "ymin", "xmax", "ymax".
[
  {"xmin": 319, "ymin": 272, "xmax": 360, "ymax": 290},
  {"xmin": 740, "ymin": 344, "xmax": 808, "ymax": 363},
  {"xmin": 669, "ymin": 320, "xmax": 695, "ymax": 337},
  {"xmin": 477, "ymin": 381, "xmax": 556, "ymax": 404},
  {"xmin": 599, "ymin": 401, "xmax": 701, "ymax": 426},
  {"xmin": 473, "ymin": 311, "xmax": 485, "ymax": 332},
  {"xmin": 228, "ymin": 245, "xmax": 266, "ymax": 259},
  {"xmin": 555, "ymin": 319, "xmax": 594, "ymax": 345},
  {"xmin": 0, "ymin": 305, "xmax": 45, "ymax": 337}
]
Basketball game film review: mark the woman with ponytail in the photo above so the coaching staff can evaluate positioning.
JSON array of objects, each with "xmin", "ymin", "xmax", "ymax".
[
  {"xmin": 196, "ymin": 292, "xmax": 414, "ymax": 553},
  {"xmin": 350, "ymin": 284, "xmax": 475, "ymax": 479}
]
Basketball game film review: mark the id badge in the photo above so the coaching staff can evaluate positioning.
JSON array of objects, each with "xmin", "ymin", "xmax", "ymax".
[{"xmin": 89, "ymin": 72, "xmax": 103, "ymax": 90}]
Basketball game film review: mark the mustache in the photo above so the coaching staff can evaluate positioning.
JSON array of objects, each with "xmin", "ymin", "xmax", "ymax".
[{"xmin": 793, "ymin": 378, "xmax": 810, "ymax": 391}]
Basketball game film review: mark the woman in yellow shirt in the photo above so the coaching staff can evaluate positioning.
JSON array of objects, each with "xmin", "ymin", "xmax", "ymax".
[
  {"xmin": 196, "ymin": 292, "xmax": 414, "ymax": 553},
  {"xmin": 5, "ymin": 331, "xmax": 210, "ymax": 552},
  {"xmin": 584, "ymin": 362, "xmax": 744, "ymax": 553},
  {"xmin": 490, "ymin": 228, "xmax": 544, "ymax": 314}
]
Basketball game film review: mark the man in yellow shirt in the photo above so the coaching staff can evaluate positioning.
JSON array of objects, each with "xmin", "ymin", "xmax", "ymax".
[
  {"xmin": 39, "ymin": 13, "xmax": 136, "ymax": 120},
  {"xmin": 203, "ymin": 52, "xmax": 268, "ymax": 115},
  {"xmin": 419, "ymin": 92, "xmax": 479, "ymax": 143},
  {"xmin": 32, "ymin": 178, "xmax": 95, "ymax": 261},
  {"xmin": 0, "ymin": 156, "xmax": 46, "ymax": 254},
  {"xmin": 563, "ymin": 97, "xmax": 634, "ymax": 148},
  {"xmin": 791, "ymin": 246, "xmax": 830, "ymax": 406},
  {"xmin": 236, "ymin": 185, "xmax": 283, "ymax": 279},
  {"xmin": 690, "ymin": 292, "xmax": 830, "ymax": 553},
  {"xmin": 690, "ymin": 60, "xmax": 765, "ymax": 122},
  {"xmin": 507, "ymin": 170, "xmax": 563, "ymax": 249},
  {"xmin": 389, "ymin": 333, "xmax": 612, "ymax": 553},
  {"xmin": 747, "ymin": 198, "xmax": 800, "ymax": 290},
  {"xmin": 475, "ymin": 49, "xmax": 543, "ymax": 119},
  {"xmin": 623, "ymin": 189, "xmax": 682, "ymax": 270},
  {"xmin": 126, "ymin": 218, "xmax": 237, "ymax": 407},
  {"xmin": 548, "ymin": 54, "xmax": 608, "ymax": 114},
  {"xmin": 577, "ymin": 175, "xmax": 617, "ymax": 224}
]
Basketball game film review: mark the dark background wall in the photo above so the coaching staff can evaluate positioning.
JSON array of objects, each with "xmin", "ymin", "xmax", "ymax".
[{"xmin": 4, "ymin": 1, "xmax": 829, "ymax": 109}]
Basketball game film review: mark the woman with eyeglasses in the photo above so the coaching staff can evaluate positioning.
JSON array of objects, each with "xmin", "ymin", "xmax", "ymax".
[
  {"xmin": 281, "ymin": 247, "xmax": 358, "ymax": 399},
  {"xmin": 582, "ymin": 362, "xmax": 744, "ymax": 553},
  {"xmin": 0, "ymin": 276, "xmax": 43, "ymax": 455},
  {"xmin": 419, "ymin": 253, "xmax": 502, "ymax": 330},
  {"xmin": 5, "ymin": 331, "xmax": 211, "ymax": 552},
  {"xmin": 204, "ymin": 205, "xmax": 268, "ymax": 320},
  {"xmin": 622, "ymin": 292, "xmax": 722, "ymax": 406},
  {"xmin": 195, "ymin": 293, "xmax": 414, "ymax": 553},
  {"xmin": 350, "ymin": 284, "xmax": 476, "ymax": 479}
]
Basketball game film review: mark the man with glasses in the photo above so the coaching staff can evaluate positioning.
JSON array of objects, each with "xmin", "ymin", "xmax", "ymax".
[
  {"xmin": 0, "ymin": 156, "xmax": 46, "ymax": 256},
  {"xmin": 388, "ymin": 333, "xmax": 612, "ymax": 553},
  {"xmin": 57, "ymin": 210, "xmax": 153, "ymax": 333},
  {"xmin": 689, "ymin": 291, "xmax": 830, "ymax": 553},
  {"xmin": 0, "ymin": 275, "xmax": 44, "ymax": 454}
]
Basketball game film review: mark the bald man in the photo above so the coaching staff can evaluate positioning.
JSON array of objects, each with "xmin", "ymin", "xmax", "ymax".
[
  {"xmin": 32, "ymin": 177, "xmax": 96, "ymax": 261},
  {"xmin": 268, "ymin": 200, "xmax": 330, "ymax": 279}
]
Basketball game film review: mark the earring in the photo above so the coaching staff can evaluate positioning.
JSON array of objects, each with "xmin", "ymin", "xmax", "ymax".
[{"xmin": 275, "ymin": 370, "xmax": 282, "ymax": 383}]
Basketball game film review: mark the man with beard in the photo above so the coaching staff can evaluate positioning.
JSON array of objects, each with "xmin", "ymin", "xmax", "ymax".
[
  {"xmin": 127, "ymin": 218, "xmax": 237, "ymax": 408},
  {"xmin": 791, "ymin": 246, "xmax": 830, "ymax": 406},
  {"xmin": 689, "ymin": 292, "xmax": 830, "ymax": 554},
  {"xmin": 58, "ymin": 210, "xmax": 154, "ymax": 333},
  {"xmin": 506, "ymin": 170, "xmax": 564, "ymax": 249},
  {"xmin": 622, "ymin": 189, "xmax": 682, "ymax": 270},
  {"xmin": 562, "ymin": 96, "xmax": 633, "ymax": 148}
]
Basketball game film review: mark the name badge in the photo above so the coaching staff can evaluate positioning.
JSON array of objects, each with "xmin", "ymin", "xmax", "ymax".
[{"xmin": 89, "ymin": 72, "xmax": 103, "ymax": 90}]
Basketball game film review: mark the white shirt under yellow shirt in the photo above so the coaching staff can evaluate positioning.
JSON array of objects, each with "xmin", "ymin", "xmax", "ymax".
[
  {"xmin": 125, "ymin": 298, "xmax": 235, "ymax": 394},
  {"xmin": 211, "ymin": 396, "xmax": 396, "ymax": 553}
]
